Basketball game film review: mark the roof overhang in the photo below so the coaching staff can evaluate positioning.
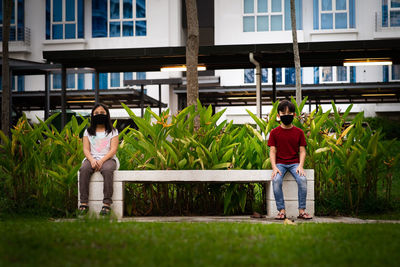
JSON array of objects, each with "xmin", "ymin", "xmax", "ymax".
[{"xmin": 43, "ymin": 39, "xmax": 400, "ymax": 72}]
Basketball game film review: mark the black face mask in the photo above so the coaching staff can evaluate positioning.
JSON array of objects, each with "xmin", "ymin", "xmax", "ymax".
[
  {"xmin": 92, "ymin": 114, "xmax": 108, "ymax": 125},
  {"xmin": 280, "ymin": 115, "xmax": 294, "ymax": 126}
]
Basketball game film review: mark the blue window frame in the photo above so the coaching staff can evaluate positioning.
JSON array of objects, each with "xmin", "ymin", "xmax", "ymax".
[
  {"xmin": 46, "ymin": 0, "xmax": 84, "ymax": 40},
  {"xmin": 52, "ymin": 72, "xmax": 85, "ymax": 89},
  {"xmin": 382, "ymin": 0, "xmax": 400, "ymax": 27},
  {"xmin": 136, "ymin": 72, "xmax": 146, "ymax": 80},
  {"xmin": 313, "ymin": 0, "xmax": 355, "ymax": 29},
  {"xmin": 92, "ymin": 0, "xmax": 146, "ymax": 38},
  {"xmin": 243, "ymin": 0, "xmax": 302, "ymax": 32},
  {"xmin": 314, "ymin": 66, "xmax": 353, "ymax": 83},
  {"xmin": 244, "ymin": 68, "xmax": 270, "ymax": 83},
  {"xmin": 391, "ymin": 65, "xmax": 400, "ymax": 80},
  {"xmin": 0, "ymin": 0, "xmax": 25, "ymax": 41},
  {"xmin": 110, "ymin": 73, "xmax": 120, "ymax": 87}
]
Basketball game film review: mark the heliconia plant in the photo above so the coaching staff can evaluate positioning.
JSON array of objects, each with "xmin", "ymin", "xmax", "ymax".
[{"xmin": 0, "ymin": 99, "xmax": 398, "ymax": 217}]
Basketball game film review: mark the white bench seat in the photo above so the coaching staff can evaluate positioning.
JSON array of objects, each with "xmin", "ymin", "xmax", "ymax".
[{"xmin": 78, "ymin": 169, "xmax": 314, "ymax": 219}]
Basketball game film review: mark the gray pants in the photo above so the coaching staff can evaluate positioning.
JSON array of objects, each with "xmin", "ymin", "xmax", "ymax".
[{"xmin": 79, "ymin": 159, "xmax": 116, "ymax": 205}]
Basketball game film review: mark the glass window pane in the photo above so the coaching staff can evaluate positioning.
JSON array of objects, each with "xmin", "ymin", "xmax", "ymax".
[
  {"xmin": 314, "ymin": 67, "xmax": 319, "ymax": 84},
  {"xmin": 137, "ymin": 72, "xmax": 146, "ymax": 80},
  {"xmin": 92, "ymin": 0, "xmax": 108, "ymax": 37},
  {"xmin": 243, "ymin": 16, "xmax": 255, "ymax": 31},
  {"xmin": 336, "ymin": 66, "xmax": 347, "ymax": 81},
  {"xmin": 124, "ymin": 72, "xmax": 133, "ymax": 81},
  {"xmin": 136, "ymin": 0, "xmax": 146, "ymax": 18},
  {"xmin": 100, "ymin": 73, "xmax": 108, "ymax": 89},
  {"xmin": 110, "ymin": 0, "xmax": 120, "ymax": 19},
  {"xmin": 336, "ymin": 0, "xmax": 346, "ymax": 10},
  {"xmin": 0, "ymin": 1, "xmax": 2, "ymax": 24},
  {"xmin": 258, "ymin": 0, "xmax": 268, "ymax": 12},
  {"xmin": 271, "ymin": 15, "xmax": 282, "ymax": 30},
  {"xmin": 391, "ymin": 0, "xmax": 400, "ymax": 8},
  {"xmin": 65, "ymin": 23, "xmax": 76, "ymax": 38},
  {"xmin": 244, "ymin": 69, "xmax": 254, "ymax": 83},
  {"xmin": 67, "ymin": 74, "xmax": 75, "ymax": 88},
  {"xmin": 392, "ymin": 65, "xmax": 400, "ymax": 80},
  {"xmin": 390, "ymin": 11, "xmax": 400, "ymax": 26},
  {"xmin": 285, "ymin": 68, "xmax": 295, "ymax": 85},
  {"xmin": 110, "ymin": 22, "xmax": 121, "ymax": 37},
  {"xmin": 272, "ymin": 0, "xmax": 281, "ymax": 12},
  {"xmin": 9, "ymin": 27, "xmax": 16, "ymax": 41},
  {"xmin": 78, "ymin": 73, "xmax": 85, "ymax": 90},
  {"xmin": 53, "ymin": 74, "xmax": 61, "ymax": 89},
  {"xmin": 46, "ymin": 0, "xmax": 51, "ymax": 39},
  {"xmin": 111, "ymin": 73, "xmax": 120, "ymax": 87},
  {"xmin": 244, "ymin": 0, "xmax": 254, "ymax": 13},
  {"xmin": 262, "ymin": 68, "xmax": 268, "ymax": 83},
  {"xmin": 135, "ymin": 20, "xmax": 147, "ymax": 36},
  {"xmin": 53, "ymin": 0, "xmax": 63, "ymax": 22},
  {"xmin": 276, "ymin": 68, "xmax": 282, "ymax": 83},
  {"xmin": 257, "ymin": 16, "xmax": 269, "ymax": 31},
  {"xmin": 52, "ymin": 24, "xmax": 63, "ymax": 39},
  {"xmin": 335, "ymin": 12, "xmax": 347, "ymax": 28},
  {"xmin": 123, "ymin": 21, "xmax": 134, "ymax": 36},
  {"xmin": 123, "ymin": 0, "xmax": 133, "ymax": 18},
  {"xmin": 66, "ymin": 0, "xmax": 75, "ymax": 21},
  {"xmin": 321, "ymin": 0, "xmax": 332, "ymax": 11},
  {"xmin": 17, "ymin": 76, "xmax": 24, "ymax": 92},
  {"xmin": 322, "ymin": 67, "xmax": 333, "ymax": 82},
  {"xmin": 321, "ymin": 13, "xmax": 333, "ymax": 29},
  {"xmin": 78, "ymin": 0, "xmax": 84, "ymax": 38}
]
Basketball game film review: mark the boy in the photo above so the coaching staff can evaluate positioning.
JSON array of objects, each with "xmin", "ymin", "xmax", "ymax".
[{"xmin": 267, "ymin": 100, "xmax": 312, "ymax": 220}]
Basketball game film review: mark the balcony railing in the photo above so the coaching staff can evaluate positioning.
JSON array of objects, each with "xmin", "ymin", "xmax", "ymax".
[{"xmin": 0, "ymin": 26, "xmax": 31, "ymax": 46}]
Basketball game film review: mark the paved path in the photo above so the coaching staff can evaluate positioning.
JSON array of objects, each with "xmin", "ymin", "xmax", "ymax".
[{"xmin": 117, "ymin": 216, "xmax": 400, "ymax": 224}]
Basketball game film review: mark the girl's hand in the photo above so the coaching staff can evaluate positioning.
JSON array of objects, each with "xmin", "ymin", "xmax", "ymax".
[
  {"xmin": 90, "ymin": 159, "xmax": 97, "ymax": 169},
  {"xmin": 96, "ymin": 159, "xmax": 104, "ymax": 170}
]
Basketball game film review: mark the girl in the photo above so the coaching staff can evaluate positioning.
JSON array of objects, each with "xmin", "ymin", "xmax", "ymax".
[{"xmin": 78, "ymin": 104, "xmax": 119, "ymax": 216}]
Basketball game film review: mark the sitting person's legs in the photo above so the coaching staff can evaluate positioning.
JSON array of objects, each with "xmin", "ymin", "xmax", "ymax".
[
  {"xmin": 287, "ymin": 164, "xmax": 311, "ymax": 219},
  {"xmin": 79, "ymin": 159, "xmax": 94, "ymax": 206},
  {"xmin": 100, "ymin": 159, "xmax": 117, "ymax": 206},
  {"xmin": 273, "ymin": 164, "xmax": 288, "ymax": 218}
]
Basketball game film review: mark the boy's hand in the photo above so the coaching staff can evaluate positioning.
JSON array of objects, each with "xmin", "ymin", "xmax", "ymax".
[
  {"xmin": 271, "ymin": 167, "xmax": 282, "ymax": 180},
  {"xmin": 95, "ymin": 159, "xmax": 104, "ymax": 171},
  {"xmin": 90, "ymin": 159, "xmax": 97, "ymax": 170},
  {"xmin": 296, "ymin": 166, "xmax": 306, "ymax": 177}
]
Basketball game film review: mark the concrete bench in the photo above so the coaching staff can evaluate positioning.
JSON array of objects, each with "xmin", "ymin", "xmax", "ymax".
[{"xmin": 78, "ymin": 170, "xmax": 314, "ymax": 219}]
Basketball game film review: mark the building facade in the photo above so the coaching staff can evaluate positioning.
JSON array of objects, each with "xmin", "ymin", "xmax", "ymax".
[{"xmin": 1, "ymin": 0, "xmax": 400, "ymax": 122}]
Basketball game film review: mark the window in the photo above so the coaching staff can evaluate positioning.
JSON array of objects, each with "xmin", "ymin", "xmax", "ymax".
[
  {"xmin": 46, "ymin": 0, "xmax": 84, "ymax": 40},
  {"xmin": 384, "ymin": 65, "xmax": 400, "ymax": 81},
  {"xmin": 92, "ymin": 0, "xmax": 147, "ymax": 38},
  {"xmin": 243, "ymin": 0, "xmax": 302, "ymax": 32},
  {"xmin": 0, "ymin": 0, "xmax": 25, "ymax": 41},
  {"xmin": 313, "ymin": 0, "xmax": 355, "ymax": 29},
  {"xmin": 244, "ymin": 68, "xmax": 282, "ymax": 84},
  {"xmin": 52, "ymin": 72, "xmax": 85, "ymax": 90},
  {"xmin": 0, "ymin": 75, "xmax": 24, "ymax": 91},
  {"xmin": 383, "ymin": 0, "xmax": 400, "ymax": 27},
  {"xmin": 285, "ymin": 67, "xmax": 303, "ymax": 85},
  {"xmin": 92, "ymin": 72, "xmax": 146, "ymax": 89},
  {"xmin": 314, "ymin": 66, "xmax": 355, "ymax": 83}
]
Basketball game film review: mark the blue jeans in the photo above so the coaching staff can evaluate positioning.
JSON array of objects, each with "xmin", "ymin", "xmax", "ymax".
[{"xmin": 273, "ymin": 163, "xmax": 307, "ymax": 211}]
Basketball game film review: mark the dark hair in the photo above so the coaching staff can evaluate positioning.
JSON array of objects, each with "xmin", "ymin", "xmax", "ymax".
[
  {"xmin": 87, "ymin": 104, "xmax": 114, "ymax": 136},
  {"xmin": 277, "ymin": 100, "xmax": 295, "ymax": 113}
]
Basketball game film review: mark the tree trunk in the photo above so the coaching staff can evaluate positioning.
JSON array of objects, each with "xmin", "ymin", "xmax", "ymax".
[
  {"xmin": 1, "ymin": 0, "xmax": 13, "ymax": 137},
  {"xmin": 290, "ymin": 0, "xmax": 302, "ymax": 106},
  {"xmin": 185, "ymin": 0, "xmax": 199, "ymax": 107}
]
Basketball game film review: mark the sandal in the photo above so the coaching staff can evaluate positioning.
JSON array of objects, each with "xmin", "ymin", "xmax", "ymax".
[
  {"xmin": 100, "ymin": 205, "xmax": 111, "ymax": 216},
  {"xmin": 297, "ymin": 212, "xmax": 312, "ymax": 220},
  {"xmin": 250, "ymin": 212, "xmax": 266, "ymax": 219},
  {"xmin": 274, "ymin": 211, "xmax": 286, "ymax": 220},
  {"xmin": 78, "ymin": 204, "xmax": 89, "ymax": 215}
]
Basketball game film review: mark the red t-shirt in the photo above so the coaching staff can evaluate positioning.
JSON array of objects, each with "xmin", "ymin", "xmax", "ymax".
[{"xmin": 267, "ymin": 125, "xmax": 307, "ymax": 164}]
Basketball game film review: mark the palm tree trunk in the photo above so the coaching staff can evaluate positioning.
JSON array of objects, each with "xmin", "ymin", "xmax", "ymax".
[
  {"xmin": 2, "ymin": 0, "xmax": 13, "ymax": 137},
  {"xmin": 185, "ymin": 0, "xmax": 199, "ymax": 107},
  {"xmin": 290, "ymin": 0, "xmax": 302, "ymax": 106}
]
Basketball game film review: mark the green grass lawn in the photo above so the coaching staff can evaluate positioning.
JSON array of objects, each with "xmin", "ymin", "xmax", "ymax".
[{"xmin": 1, "ymin": 218, "xmax": 399, "ymax": 266}]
